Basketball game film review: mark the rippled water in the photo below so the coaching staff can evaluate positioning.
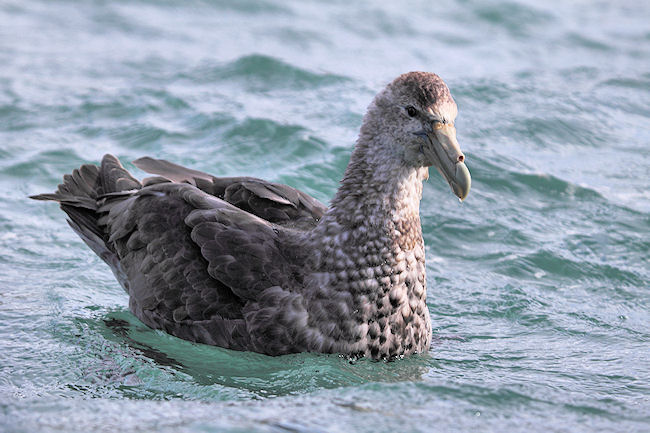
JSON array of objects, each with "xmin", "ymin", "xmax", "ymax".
[{"xmin": 1, "ymin": 0, "xmax": 649, "ymax": 432}]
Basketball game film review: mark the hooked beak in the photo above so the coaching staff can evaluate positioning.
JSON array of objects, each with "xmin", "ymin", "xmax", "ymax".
[{"xmin": 417, "ymin": 123, "xmax": 471, "ymax": 201}]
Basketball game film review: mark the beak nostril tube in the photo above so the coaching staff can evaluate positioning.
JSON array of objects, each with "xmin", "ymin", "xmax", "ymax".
[{"xmin": 457, "ymin": 154, "xmax": 464, "ymax": 163}]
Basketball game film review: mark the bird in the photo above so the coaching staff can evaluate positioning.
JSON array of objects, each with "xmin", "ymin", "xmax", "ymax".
[{"xmin": 31, "ymin": 71, "xmax": 471, "ymax": 360}]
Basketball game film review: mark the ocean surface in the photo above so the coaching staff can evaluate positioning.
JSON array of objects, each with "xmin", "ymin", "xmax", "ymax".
[{"xmin": 1, "ymin": 0, "xmax": 649, "ymax": 432}]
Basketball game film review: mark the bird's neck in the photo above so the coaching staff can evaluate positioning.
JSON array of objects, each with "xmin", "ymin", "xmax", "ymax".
[
  {"xmin": 302, "ymin": 138, "xmax": 432, "ymax": 358},
  {"xmin": 317, "ymin": 140, "xmax": 429, "ymax": 253},
  {"xmin": 333, "ymin": 145, "xmax": 426, "ymax": 224}
]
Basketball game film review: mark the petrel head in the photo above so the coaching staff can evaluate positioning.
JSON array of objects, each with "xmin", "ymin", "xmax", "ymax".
[{"xmin": 364, "ymin": 71, "xmax": 471, "ymax": 201}]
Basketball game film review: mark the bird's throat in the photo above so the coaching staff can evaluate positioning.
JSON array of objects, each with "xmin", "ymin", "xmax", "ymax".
[{"xmin": 314, "ymin": 145, "xmax": 429, "ymax": 261}]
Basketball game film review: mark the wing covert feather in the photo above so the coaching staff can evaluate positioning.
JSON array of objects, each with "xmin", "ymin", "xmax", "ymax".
[
  {"xmin": 186, "ymin": 207, "xmax": 292, "ymax": 301},
  {"xmin": 133, "ymin": 156, "xmax": 326, "ymax": 227},
  {"xmin": 99, "ymin": 183, "xmax": 251, "ymax": 348}
]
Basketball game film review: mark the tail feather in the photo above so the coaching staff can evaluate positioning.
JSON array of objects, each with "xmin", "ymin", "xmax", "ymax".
[
  {"xmin": 30, "ymin": 163, "xmax": 102, "ymax": 209},
  {"xmin": 61, "ymin": 204, "xmax": 105, "ymax": 241},
  {"xmin": 100, "ymin": 154, "xmax": 141, "ymax": 194},
  {"xmin": 30, "ymin": 154, "xmax": 141, "ymax": 204},
  {"xmin": 30, "ymin": 154, "xmax": 142, "ymax": 274}
]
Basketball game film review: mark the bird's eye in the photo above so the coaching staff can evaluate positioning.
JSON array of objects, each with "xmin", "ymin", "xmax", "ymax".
[{"xmin": 406, "ymin": 106, "xmax": 417, "ymax": 117}]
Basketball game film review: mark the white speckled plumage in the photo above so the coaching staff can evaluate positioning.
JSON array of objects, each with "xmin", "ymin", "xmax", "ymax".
[{"xmin": 32, "ymin": 72, "xmax": 470, "ymax": 359}]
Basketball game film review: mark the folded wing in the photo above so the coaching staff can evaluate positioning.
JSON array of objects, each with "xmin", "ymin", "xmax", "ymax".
[
  {"xmin": 100, "ymin": 181, "xmax": 303, "ymax": 349},
  {"xmin": 133, "ymin": 157, "xmax": 327, "ymax": 229}
]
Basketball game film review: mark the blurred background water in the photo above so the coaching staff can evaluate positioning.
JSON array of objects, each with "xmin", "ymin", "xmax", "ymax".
[{"xmin": 0, "ymin": 0, "xmax": 649, "ymax": 432}]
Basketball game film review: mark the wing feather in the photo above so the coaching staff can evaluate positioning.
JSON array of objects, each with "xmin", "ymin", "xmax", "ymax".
[
  {"xmin": 133, "ymin": 156, "xmax": 326, "ymax": 228},
  {"xmin": 100, "ymin": 183, "xmax": 253, "ymax": 348},
  {"xmin": 185, "ymin": 206, "xmax": 293, "ymax": 301}
]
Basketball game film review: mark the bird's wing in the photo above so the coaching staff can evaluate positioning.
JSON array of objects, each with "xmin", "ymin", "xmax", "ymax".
[
  {"xmin": 133, "ymin": 157, "xmax": 327, "ymax": 228},
  {"xmin": 99, "ymin": 182, "xmax": 295, "ymax": 348}
]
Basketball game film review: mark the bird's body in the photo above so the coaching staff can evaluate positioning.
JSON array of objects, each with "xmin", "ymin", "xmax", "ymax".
[{"xmin": 32, "ymin": 72, "xmax": 470, "ymax": 359}]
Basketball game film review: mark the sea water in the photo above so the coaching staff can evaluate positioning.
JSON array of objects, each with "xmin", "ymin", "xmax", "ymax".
[{"xmin": 0, "ymin": 1, "xmax": 648, "ymax": 432}]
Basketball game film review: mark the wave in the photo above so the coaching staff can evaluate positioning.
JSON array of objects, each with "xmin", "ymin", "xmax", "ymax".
[{"xmin": 183, "ymin": 54, "xmax": 350, "ymax": 90}]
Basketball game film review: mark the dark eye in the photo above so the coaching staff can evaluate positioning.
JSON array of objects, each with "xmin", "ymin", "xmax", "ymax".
[{"xmin": 406, "ymin": 106, "xmax": 417, "ymax": 117}]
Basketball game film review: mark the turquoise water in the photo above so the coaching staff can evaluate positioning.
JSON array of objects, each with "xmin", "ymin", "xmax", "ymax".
[{"xmin": 1, "ymin": 0, "xmax": 649, "ymax": 431}]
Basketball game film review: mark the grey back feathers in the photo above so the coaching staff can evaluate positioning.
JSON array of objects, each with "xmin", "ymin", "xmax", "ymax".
[{"xmin": 31, "ymin": 72, "xmax": 463, "ymax": 359}]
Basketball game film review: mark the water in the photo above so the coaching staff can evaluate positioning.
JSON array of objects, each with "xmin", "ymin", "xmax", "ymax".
[{"xmin": 1, "ymin": 0, "xmax": 649, "ymax": 432}]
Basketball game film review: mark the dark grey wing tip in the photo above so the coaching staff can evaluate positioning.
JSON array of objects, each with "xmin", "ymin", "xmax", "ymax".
[
  {"xmin": 132, "ymin": 156, "xmax": 214, "ymax": 183},
  {"xmin": 132, "ymin": 156, "xmax": 154, "ymax": 167},
  {"xmin": 29, "ymin": 193, "xmax": 56, "ymax": 201}
]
